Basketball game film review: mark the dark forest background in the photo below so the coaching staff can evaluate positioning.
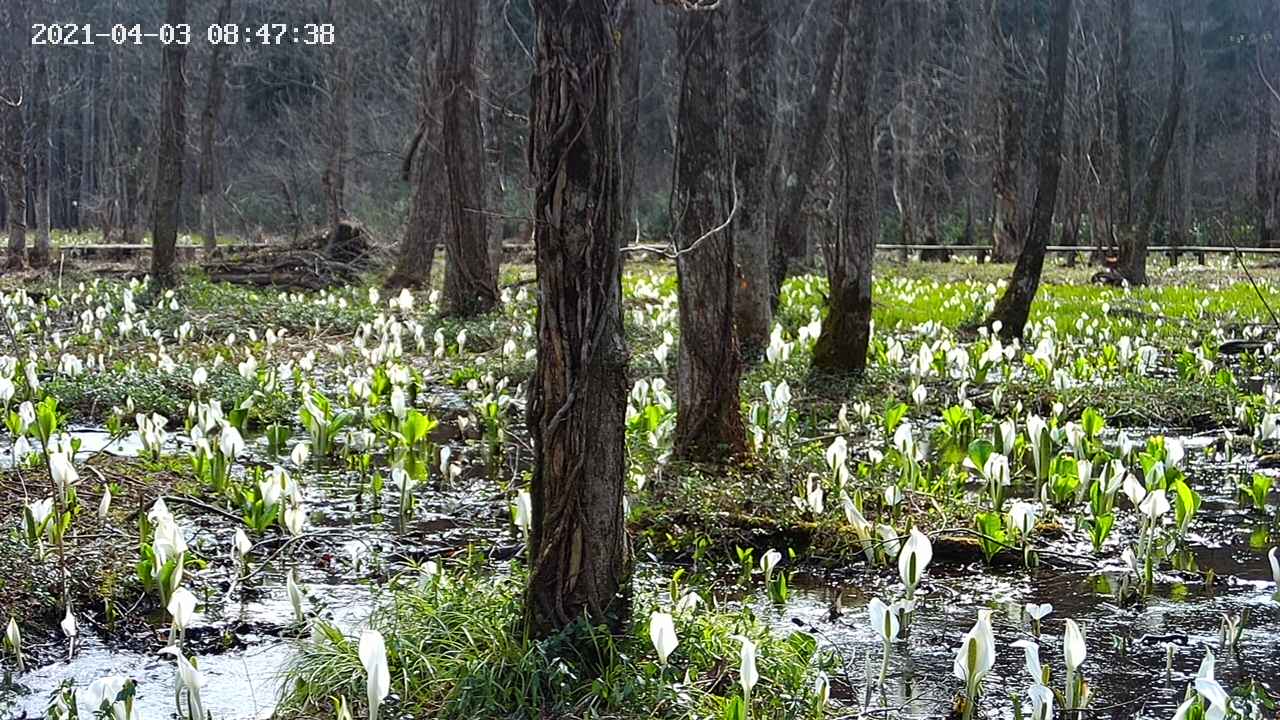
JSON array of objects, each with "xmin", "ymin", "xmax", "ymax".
[{"xmin": 0, "ymin": 0, "xmax": 1278, "ymax": 254}]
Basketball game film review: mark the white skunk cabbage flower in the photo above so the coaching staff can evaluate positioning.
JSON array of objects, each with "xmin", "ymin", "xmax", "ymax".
[
  {"xmin": 359, "ymin": 629, "xmax": 391, "ymax": 720},
  {"xmin": 898, "ymin": 527, "xmax": 933, "ymax": 599},
  {"xmin": 648, "ymin": 611, "xmax": 678, "ymax": 667}
]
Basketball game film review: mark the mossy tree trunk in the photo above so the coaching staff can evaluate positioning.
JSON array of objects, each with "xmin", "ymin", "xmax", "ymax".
[
  {"xmin": 525, "ymin": 0, "xmax": 631, "ymax": 637},
  {"xmin": 812, "ymin": 0, "xmax": 880, "ymax": 374},
  {"xmin": 985, "ymin": 0, "xmax": 1074, "ymax": 339},
  {"xmin": 441, "ymin": 0, "xmax": 499, "ymax": 316},
  {"xmin": 149, "ymin": 0, "xmax": 188, "ymax": 288},
  {"xmin": 670, "ymin": 2, "xmax": 747, "ymax": 462}
]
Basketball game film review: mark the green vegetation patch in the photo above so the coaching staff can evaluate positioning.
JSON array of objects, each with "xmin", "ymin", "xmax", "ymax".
[{"xmin": 280, "ymin": 563, "xmax": 833, "ymax": 720}]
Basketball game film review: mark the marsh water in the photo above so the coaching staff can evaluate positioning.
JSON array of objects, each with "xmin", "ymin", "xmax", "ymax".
[{"xmin": 2, "ymin": 426, "xmax": 1277, "ymax": 720}]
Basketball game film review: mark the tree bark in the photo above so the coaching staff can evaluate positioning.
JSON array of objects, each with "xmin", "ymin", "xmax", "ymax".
[
  {"xmin": 478, "ymin": 0, "xmax": 505, "ymax": 284},
  {"xmin": 387, "ymin": 9, "xmax": 444, "ymax": 291},
  {"xmin": 30, "ymin": 44, "xmax": 51, "ymax": 268},
  {"xmin": 1258, "ymin": 88, "xmax": 1276, "ymax": 247},
  {"xmin": 671, "ymin": 3, "xmax": 747, "ymax": 462},
  {"xmin": 198, "ymin": 0, "xmax": 232, "ymax": 256},
  {"xmin": 441, "ymin": 0, "xmax": 499, "ymax": 316},
  {"xmin": 77, "ymin": 52, "xmax": 96, "ymax": 231},
  {"xmin": 1257, "ymin": 0, "xmax": 1280, "ymax": 248},
  {"xmin": 1170, "ymin": 4, "xmax": 1200, "ymax": 256},
  {"xmin": 1113, "ymin": 0, "xmax": 1135, "ymax": 235},
  {"xmin": 619, "ymin": 0, "xmax": 644, "ymax": 244},
  {"xmin": 985, "ymin": 0, "xmax": 1074, "ymax": 339},
  {"xmin": 321, "ymin": 0, "xmax": 352, "ymax": 252},
  {"xmin": 1119, "ymin": 6, "xmax": 1185, "ymax": 286},
  {"xmin": 773, "ymin": 8, "xmax": 844, "ymax": 291},
  {"xmin": 812, "ymin": 0, "xmax": 880, "ymax": 374},
  {"xmin": 991, "ymin": 0, "xmax": 1027, "ymax": 262},
  {"xmin": 1, "ymin": 0, "xmax": 28, "ymax": 270},
  {"xmin": 149, "ymin": 0, "xmax": 188, "ymax": 288},
  {"xmin": 730, "ymin": 0, "xmax": 776, "ymax": 360},
  {"xmin": 525, "ymin": 0, "xmax": 631, "ymax": 637}
]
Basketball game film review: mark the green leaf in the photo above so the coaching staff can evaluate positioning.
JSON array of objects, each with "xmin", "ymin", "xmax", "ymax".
[
  {"xmin": 1171, "ymin": 479, "xmax": 1201, "ymax": 529},
  {"xmin": 967, "ymin": 439, "xmax": 994, "ymax": 470},
  {"xmin": 883, "ymin": 402, "xmax": 908, "ymax": 435}
]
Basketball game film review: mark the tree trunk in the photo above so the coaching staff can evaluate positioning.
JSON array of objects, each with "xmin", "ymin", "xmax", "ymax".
[
  {"xmin": 30, "ymin": 46, "xmax": 51, "ymax": 268},
  {"xmin": 889, "ymin": 1, "xmax": 929, "ymax": 258},
  {"xmin": 991, "ymin": 0, "xmax": 1027, "ymax": 262},
  {"xmin": 812, "ymin": 0, "xmax": 880, "ymax": 373},
  {"xmin": 77, "ymin": 53, "xmax": 96, "ymax": 231},
  {"xmin": 985, "ymin": 0, "xmax": 1074, "ymax": 339},
  {"xmin": 149, "ymin": 0, "xmax": 188, "ymax": 288},
  {"xmin": 1259, "ymin": 92, "xmax": 1276, "ymax": 247},
  {"xmin": 387, "ymin": 10, "xmax": 444, "ymax": 290},
  {"xmin": 1119, "ymin": 6, "xmax": 1185, "ymax": 286},
  {"xmin": 441, "ymin": 0, "xmax": 499, "ymax": 316},
  {"xmin": 1170, "ymin": 5, "xmax": 1200, "ymax": 256},
  {"xmin": 1, "ymin": 0, "xmax": 28, "ymax": 270},
  {"xmin": 1257, "ymin": 0, "xmax": 1280, "ymax": 248},
  {"xmin": 619, "ymin": 0, "xmax": 644, "ymax": 244},
  {"xmin": 773, "ymin": 7, "xmax": 844, "ymax": 290},
  {"xmin": 730, "ymin": 0, "xmax": 776, "ymax": 360},
  {"xmin": 478, "ymin": 0, "xmax": 505, "ymax": 285},
  {"xmin": 1113, "ymin": 0, "xmax": 1135, "ymax": 235},
  {"xmin": 198, "ymin": 0, "xmax": 232, "ymax": 256},
  {"xmin": 671, "ymin": 3, "xmax": 747, "ymax": 462},
  {"xmin": 321, "ymin": 0, "xmax": 352, "ymax": 252},
  {"xmin": 525, "ymin": 0, "xmax": 631, "ymax": 637}
]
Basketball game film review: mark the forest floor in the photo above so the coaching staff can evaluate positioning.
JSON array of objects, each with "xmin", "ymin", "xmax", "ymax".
[{"xmin": 1, "ymin": 254, "xmax": 1278, "ymax": 719}]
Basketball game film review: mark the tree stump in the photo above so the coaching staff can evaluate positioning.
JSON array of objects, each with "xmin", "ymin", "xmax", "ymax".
[{"xmin": 325, "ymin": 219, "xmax": 368, "ymax": 265}]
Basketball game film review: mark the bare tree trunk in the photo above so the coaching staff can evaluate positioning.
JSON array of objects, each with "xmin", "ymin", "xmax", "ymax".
[
  {"xmin": 478, "ymin": 0, "xmax": 505, "ymax": 284},
  {"xmin": 730, "ymin": 0, "xmax": 776, "ymax": 360},
  {"xmin": 1119, "ymin": 6, "xmax": 1185, "ymax": 286},
  {"xmin": 991, "ymin": 0, "xmax": 1026, "ymax": 262},
  {"xmin": 986, "ymin": 0, "xmax": 1074, "ymax": 339},
  {"xmin": 321, "ymin": 0, "xmax": 352, "ymax": 248},
  {"xmin": 671, "ymin": 3, "xmax": 747, "ymax": 462},
  {"xmin": 1170, "ymin": 5, "xmax": 1199, "ymax": 258},
  {"xmin": 889, "ymin": 1, "xmax": 928, "ymax": 257},
  {"xmin": 619, "ymin": 0, "xmax": 644, "ymax": 243},
  {"xmin": 1259, "ymin": 93, "xmax": 1276, "ymax": 247},
  {"xmin": 149, "ymin": 0, "xmax": 187, "ymax": 288},
  {"xmin": 77, "ymin": 53, "xmax": 96, "ymax": 231},
  {"xmin": 1, "ymin": 0, "xmax": 28, "ymax": 270},
  {"xmin": 441, "ymin": 0, "xmax": 499, "ymax": 316},
  {"xmin": 773, "ymin": 7, "xmax": 844, "ymax": 290},
  {"xmin": 198, "ymin": 0, "xmax": 232, "ymax": 256},
  {"xmin": 1113, "ymin": 0, "xmax": 1135, "ymax": 235},
  {"xmin": 525, "ymin": 0, "xmax": 631, "ymax": 637},
  {"xmin": 31, "ymin": 46, "xmax": 51, "ymax": 268},
  {"xmin": 813, "ymin": 0, "xmax": 880, "ymax": 373},
  {"xmin": 1257, "ymin": 0, "xmax": 1280, "ymax": 248},
  {"xmin": 387, "ymin": 9, "xmax": 443, "ymax": 290}
]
